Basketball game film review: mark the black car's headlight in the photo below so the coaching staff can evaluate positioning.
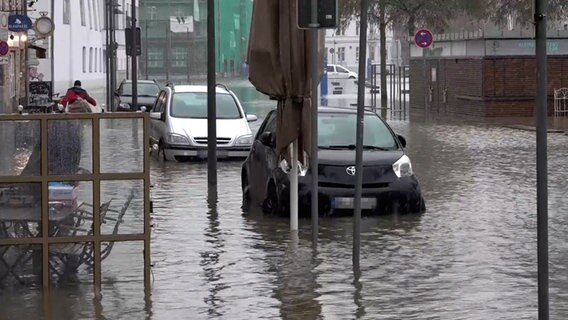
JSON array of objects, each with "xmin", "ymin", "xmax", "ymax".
[{"xmin": 392, "ymin": 155, "xmax": 413, "ymax": 178}]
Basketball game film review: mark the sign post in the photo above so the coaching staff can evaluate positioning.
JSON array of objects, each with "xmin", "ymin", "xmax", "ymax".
[
  {"xmin": 414, "ymin": 28, "xmax": 433, "ymax": 111},
  {"xmin": 297, "ymin": 0, "xmax": 337, "ymax": 239}
]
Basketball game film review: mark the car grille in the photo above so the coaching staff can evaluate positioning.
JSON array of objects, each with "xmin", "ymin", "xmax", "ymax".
[
  {"xmin": 193, "ymin": 137, "xmax": 231, "ymax": 145},
  {"xmin": 319, "ymin": 181, "xmax": 390, "ymax": 189},
  {"xmin": 318, "ymin": 165, "xmax": 392, "ymax": 188}
]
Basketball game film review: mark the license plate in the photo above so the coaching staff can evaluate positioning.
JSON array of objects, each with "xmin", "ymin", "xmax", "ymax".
[{"xmin": 333, "ymin": 197, "xmax": 376, "ymax": 210}]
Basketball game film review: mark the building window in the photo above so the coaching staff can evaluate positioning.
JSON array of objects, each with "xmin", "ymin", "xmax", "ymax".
[
  {"xmin": 356, "ymin": 21, "xmax": 360, "ymax": 36},
  {"xmin": 172, "ymin": 47, "xmax": 187, "ymax": 67},
  {"xmin": 148, "ymin": 6, "xmax": 158, "ymax": 21},
  {"xmin": 369, "ymin": 45, "xmax": 375, "ymax": 61},
  {"xmin": 103, "ymin": 49, "xmax": 106, "ymax": 72},
  {"xmin": 336, "ymin": 26, "xmax": 345, "ymax": 36},
  {"xmin": 337, "ymin": 47, "xmax": 345, "ymax": 62},
  {"xmin": 82, "ymin": 47, "xmax": 87, "ymax": 73},
  {"xmin": 92, "ymin": 0, "xmax": 98, "ymax": 30},
  {"xmin": 63, "ymin": 0, "xmax": 70, "ymax": 24},
  {"xmin": 80, "ymin": 0, "xmax": 86, "ymax": 26},
  {"xmin": 87, "ymin": 0, "xmax": 92, "ymax": 29},
  {"xmin": 95, "ymin": 49, "xmax": 98, "ymax": 72},
  {"xmin": 356, "ymin": 47, "xmax": 359, "ymax": 61},
  {"xmin": 148, "ymin": 47, "xmax": 163, "ymax": 68},
  {"xmin": 89, "ymin": 48, "xmax": 93, "ymax": 72}
]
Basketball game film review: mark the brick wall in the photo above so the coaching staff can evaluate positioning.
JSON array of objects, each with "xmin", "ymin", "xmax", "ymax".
[
  {"xmin": 411, "ymin": 55, "xmax": 568, "ymax": 117},
  {"xmin": 410, "ymin": 57, "xmax": 484, "ymax": 115}
]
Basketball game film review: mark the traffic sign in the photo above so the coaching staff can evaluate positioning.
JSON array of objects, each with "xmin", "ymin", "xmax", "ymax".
[
  {"xmin": 414, "ymin": 28, "xmax": 433, "ymax": 48},
  {"xmin": 8, "ymin": 14, "xmax": 32, "ymax": 32},
  {"xmin": 329, "ymin": 48, "xmax": 335, "ymax": 54},
  {"xmin": 0, "ymin": 40, "xmax": 8, "ymax": 56}
]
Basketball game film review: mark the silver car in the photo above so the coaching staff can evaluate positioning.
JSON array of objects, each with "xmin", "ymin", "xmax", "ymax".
[{"xmin": 149, "ymin": 84, "xmax": 258, "ymax": 161}]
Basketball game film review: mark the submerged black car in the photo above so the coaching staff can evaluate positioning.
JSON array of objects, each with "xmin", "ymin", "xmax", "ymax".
[{"xmin": 241, "ymin": 107, "xmax": 425, "ymax": 216}]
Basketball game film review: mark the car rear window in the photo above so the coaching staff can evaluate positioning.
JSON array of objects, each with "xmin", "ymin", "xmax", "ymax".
[
  {"xmin": 170, "ymin": 92, "xmax": 242, "ymax": 119},
  {"xmin": 120, "ymin": 83, "xmax": 160, "ymax": 96}
]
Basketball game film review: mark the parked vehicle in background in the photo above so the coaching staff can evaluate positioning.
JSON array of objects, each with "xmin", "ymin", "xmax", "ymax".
[
  {"xmin": 149, "ymin": 84, "xmax": 258, "ymax": 161},
  {"xmin": 115, "ymin": 80, "xmax": 161, "ymax": 112},
  {"xmin": 326, "ymin": 64, "xmax": 358, "ymax": 79}
]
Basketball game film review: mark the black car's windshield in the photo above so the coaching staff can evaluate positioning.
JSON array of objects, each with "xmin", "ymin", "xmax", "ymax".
[
  {"xmin": 120, "ymin": 83, "xmax": 160, "ymax": 97},
  {"xmin": 170, "ymin": 92, "xmax": 242, "ymax": 119},
  {"xmin": 318, "ymin": 113, "xmax": 397, "ymax": 150}
]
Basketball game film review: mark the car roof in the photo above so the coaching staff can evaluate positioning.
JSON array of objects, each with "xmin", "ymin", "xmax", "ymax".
[
  {"xmin": 170, "ymin": 85, "xmax": 230, "ymax": 94},
  {"xmin": 318, "ymin": 107, "xmax": 375, "ymax": 115},
  {"xmin": 122, "ymin": 80, "xmax": 158, "ymax": 84}
]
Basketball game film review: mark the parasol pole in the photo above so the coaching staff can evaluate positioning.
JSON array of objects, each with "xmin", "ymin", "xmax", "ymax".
[{"xmin": 290, "ymin": 141, "xmax": 299, "ymax": 230}]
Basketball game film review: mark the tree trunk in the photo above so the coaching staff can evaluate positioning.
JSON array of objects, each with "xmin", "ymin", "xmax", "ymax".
[
  {"xmin": 404, "ymin": 14, "xmax": 416, "ymax": 66},
  {"xmin": 379, "ymin": 1, "xmax": 388, "ymax": 118}
]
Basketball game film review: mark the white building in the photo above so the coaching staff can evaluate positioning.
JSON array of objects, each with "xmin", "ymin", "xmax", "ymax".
[
  {"xmin": 31, "ymin": 0, "xmax": 134, "ymax": 100},
  {"xmin": 324, "ymin": 19, "xmax": 397, "ymax": 74}
]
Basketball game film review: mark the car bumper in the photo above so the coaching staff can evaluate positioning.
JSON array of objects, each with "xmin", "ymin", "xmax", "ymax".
[
  {"xmin": 164, "ymin": 145, "xmax": 251, "ymax": 160},
  {"xmin": 279, "ymin": 176, "xmax": 424, "ymax": 216}
]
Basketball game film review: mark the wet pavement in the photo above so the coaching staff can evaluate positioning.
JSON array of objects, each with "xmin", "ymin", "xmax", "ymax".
[{"xmin": 2, "ymin": 81, "xmax": 568, "ymax": 319}]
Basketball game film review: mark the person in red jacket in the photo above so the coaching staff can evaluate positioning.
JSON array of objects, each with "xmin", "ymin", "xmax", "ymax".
[{"xmin": 59, "ymin": 80, "xmax": 97, "ymax": 107}]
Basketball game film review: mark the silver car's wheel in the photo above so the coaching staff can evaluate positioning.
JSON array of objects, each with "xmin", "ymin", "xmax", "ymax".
[{"xmin": 159, "ymin": 142, "xmax": 169, "ymax": 162}]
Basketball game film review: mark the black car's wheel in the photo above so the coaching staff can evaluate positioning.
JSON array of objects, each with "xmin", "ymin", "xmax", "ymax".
[
  {"xmin": 262, "ymin": 182, "xmax": 282, "ymax": 215},
  {"xmin": 241, "ymin": 172, "xmax": 251, "ymax": 211},
  {"xmin": 158, "ymin": 141, "xmax": 168, "ymax": 162}
]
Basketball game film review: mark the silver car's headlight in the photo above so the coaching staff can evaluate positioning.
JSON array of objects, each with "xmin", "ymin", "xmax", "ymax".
[
  {"xmin": 392, "ymin": 155, "xmax": 414, "ymax": 178},
  {"xmin": 167, "ymin": 133, "xmax": 190, "ymax": 145},
  {"xmin": 235, "ymin": 134, "xmax": 253, "ymax": 146},
  {"xmin": 119, "ymin": 102, "xmax": 131, "ymax": 110}
]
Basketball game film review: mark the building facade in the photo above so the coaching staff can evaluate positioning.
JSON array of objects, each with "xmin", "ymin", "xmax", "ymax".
[
  {"xmin": 409, "ymin": 21, "xmax": 568, "ymax": 117},
  {"xmin": 140, "ymin": 0, "xmax": 252, "ymax": 83},
  {"xmin": 324, "ymin": 20, "xmax": 395, "ymax": 73}
]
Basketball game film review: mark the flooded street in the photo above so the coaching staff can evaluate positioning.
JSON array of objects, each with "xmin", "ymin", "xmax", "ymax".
[{"xmin": 2, "ymin": 83, "xmax": 568, "ymax": 319}]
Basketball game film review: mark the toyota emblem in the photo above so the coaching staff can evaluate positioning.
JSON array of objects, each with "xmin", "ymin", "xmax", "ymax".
[{"xmin": 346, "ymin": 166, "xmax": 356, "ymax": 176}]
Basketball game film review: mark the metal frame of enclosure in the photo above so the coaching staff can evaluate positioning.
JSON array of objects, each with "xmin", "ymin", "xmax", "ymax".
[{"xmin": 0, "ymin": 112, "xmax": 151, "ymax": 295}]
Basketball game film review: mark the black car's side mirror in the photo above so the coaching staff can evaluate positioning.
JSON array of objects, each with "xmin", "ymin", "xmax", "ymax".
[
  {"xmin": 114, "ymin": 90, "xmax": 119, "ymax": 96},
  {"xmin": 397, "ymin": 134, "xmax": 407, "ymax": 148},
  {"xmin": 259, "ymin": 132, "xmax": 275, "ymax": 147}
]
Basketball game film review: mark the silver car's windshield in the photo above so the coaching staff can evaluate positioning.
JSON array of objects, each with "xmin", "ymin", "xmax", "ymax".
[
  {"xmin": 318, "ymin": 113, "xmax": 397, "ymax": 149},
  {"xmin": 170, "ymin": 93, "xmax": 242, "ymax": 119}
]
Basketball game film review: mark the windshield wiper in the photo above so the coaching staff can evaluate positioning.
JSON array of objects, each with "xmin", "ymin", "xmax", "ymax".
[{"xmin": 324, "ymin": 144, "xmax": 389, "ymax": 151}]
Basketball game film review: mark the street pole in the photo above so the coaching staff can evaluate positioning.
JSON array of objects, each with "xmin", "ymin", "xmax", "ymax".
[
  {"xmin": 535, "ymin": 0, "xmax": 549, "ymax": 318},
  {"xmin": 190, "ymin": 27, "xmax": 195, "ymax": 84},
  {"xmin": 353, "ymin": 0, "xmax": 369, "ymax": 270},
  {"xmin": 207, "ymin": 0, "xmax": 217, "ymax": 190},
  {"xmin": 105, "ymin": 0, "xmax": 110, "ymax": 109},
  {"xmin": 145, "ymin": 22, "xmax": 149, "ymax": 80},
  {"xmin": 110, "ymin": 2, "xmax": 116, "ymax": 111},
  {"xmin": 131, "ymin": 0, "xmax": 138, "ymax": 111},
  {"xmin": 309, "ymin": 0, "xmax": 319, "ymax": 243}
]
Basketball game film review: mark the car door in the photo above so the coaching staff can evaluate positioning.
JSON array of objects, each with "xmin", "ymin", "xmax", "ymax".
[
  {"xmin": 249, "ymin": 111, "xmax": 277, "ymax": 201},
  {"xmin": 327, "ymin": 65, "xmax": 338, "ymax": 79},
  {"xmin": 150, "ymin": 91, "xmax": 166, "ymax": 145}
]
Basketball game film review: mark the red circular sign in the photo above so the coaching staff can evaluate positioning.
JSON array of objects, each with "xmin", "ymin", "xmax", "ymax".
[
  {"xmin": 0, "ymin": 41, "xmax": 9, "ymax": 56},
  {"xmin": 415, "ymin": 28, "xmax": 433, "ymax": 48}
]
